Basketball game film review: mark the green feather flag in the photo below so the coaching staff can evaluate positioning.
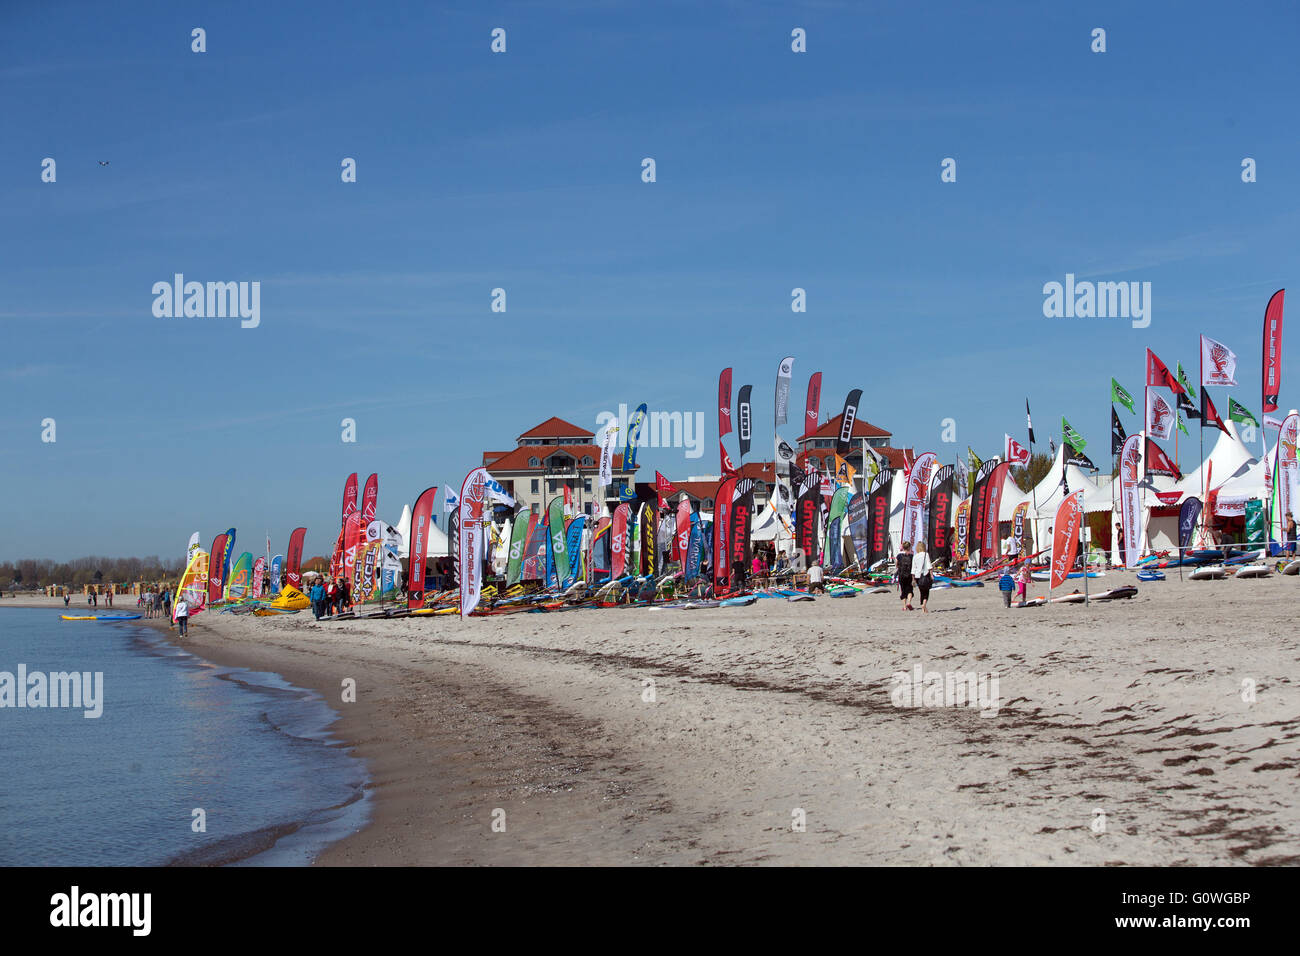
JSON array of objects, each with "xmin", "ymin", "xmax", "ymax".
[
  {"xmin": 1228, "ymin": 398, "xmax": 1259, "ymax": 427},
  {"xmin": 1062, "ymin": 417, "xmax": 1087, "ymax": 451},
  {"xmin": 1177, "ymin": 414, "xmax": 1190, "ymax": 437},
  {"xmin": 1176, "ymin": 363, "xmax": 1198, "ymax": 403},
  {"xmin": 1111, "ymin": 378, "xmax": 1135, "ymax": 414}
]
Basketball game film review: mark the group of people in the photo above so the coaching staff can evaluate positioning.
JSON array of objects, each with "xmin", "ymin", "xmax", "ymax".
[
  {"xmin": 893, "ymin": 541, "xmax": 935, "ymax": 613},
  {"xmin": 137, "ymin": 588, "xmax": 172, "ymax": 619},
  {"xmin": 308, "ymin": 576, "xmax": 352, "ymax": 620}
]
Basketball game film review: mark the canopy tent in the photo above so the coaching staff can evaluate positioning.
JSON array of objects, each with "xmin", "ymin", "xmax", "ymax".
[
  {"xmin": 750, "ymin": 499, "xmax": 793, "ymax": 542},
  {"xmin": 394, "ymin": 502, "xmax": 451, "ymax": 559},
  {"xmin": 1028, "ymin": 443, "xmax": 1114, "ymax": 518}
]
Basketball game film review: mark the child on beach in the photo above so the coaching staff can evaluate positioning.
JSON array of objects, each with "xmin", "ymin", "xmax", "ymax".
[
  {"xmin": 1016, "ymin": 562, "xmax": 1030, "ymax": 604},
  {"xmin": 998, "ymin": 569, "xmax": 1015, "ymax": 607}
]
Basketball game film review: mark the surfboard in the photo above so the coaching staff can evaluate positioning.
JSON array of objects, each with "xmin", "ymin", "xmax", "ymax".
[
  {"xmin": 1050, "ymin": 592, "xmax": 1088, "ymax": 603},
  {"xmin": 1188, "ymin": 565, "xmax": 1228, "ymax": 580},
  {"xmin": 60, "ymin": 615, "xmax": 96, "ymax": 620},
  {"xmin": 95, "ymin": 614, "xmax": 142, "ymax": 621},
  {"xmin": 1284, "ymin": 559, "xmax": 1300, "ymax": 575},
  {"xmin": 1092, "ymin": 586, "xmax": 1138, "ymax": 600},
  {"xmin": 1233, "ymin": 564, "xmax": 1271, "ymax": 578},
  {"xmin": 1136, "ymin": 570, "xmax": 1165, "ymax": 582}
]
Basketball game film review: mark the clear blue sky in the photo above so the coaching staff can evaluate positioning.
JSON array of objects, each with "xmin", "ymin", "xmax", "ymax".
[{"xmin": 3, "ymin": 0, "xmax": 1297, "ymax": 560}]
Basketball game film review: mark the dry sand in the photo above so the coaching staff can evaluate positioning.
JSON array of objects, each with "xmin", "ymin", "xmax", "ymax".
[{"xmin": 10, "ymin": 574, "xmax": 1298, "ymax": 865}]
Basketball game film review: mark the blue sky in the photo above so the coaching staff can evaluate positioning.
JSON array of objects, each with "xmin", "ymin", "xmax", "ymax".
[{"xmin": 2, "ymin": 0, "xmax": 1297, "ymax": 560}]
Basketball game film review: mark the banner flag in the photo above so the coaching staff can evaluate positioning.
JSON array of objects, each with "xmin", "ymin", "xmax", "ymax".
[
  {"xmin": 1064, "ymin": 442, "xmax": 1097, "ymax": 471},
  {"xmin": 361, "ymin": 474, "xmax": 378, "ymax": 524},
  {"xmin": 639, "ymin": 504, "xmax": 655, "ymax": 577},
  {"xmin": 980, "ymin": 462, "xmax": 1011, "ymax": 561},
  {"xmin": 835, "ymin": 388, "xmax": 862, "ymax": 455},
  {"xmin": 774, "ymin": 357, "xmax": 794, "ymax": 427},
  {"xmin": 902, "ymin": 452, "xmax": 937, "ymax": 548},
  {"xmin": 718, "ymin": 368, "xmax": 733, "ymax": 437},
  {"xmin": 285, "ymin": 527, "xmax": 307, "ymax": 591},
  {"xmin": 804, "ymin": 371, "xmax": 822, "ymax": 437},
  {"xmin": 592, "ymin": 516, "xmax": 612, "ymax": 577},
  {"xmin": 407, "ymin": 487, "xmax": 440, "ymax": 604},
  {"xmin": 1228, "ymin": 398, "xmax": 1259, "ymax": 427},
  {"xmin": 186, "ymin": 532, "xmax": 201, "ymax": 566},
  {"xmin": 1111, "ymin": 407, "xmax": 1128, "ymax": 455},
  {"xmin": 927, "ymin": 464, "xmax": 955, "ymax": 565},
  {"xmin": 674, "ymin": 498, "xmax": 691, "ymax": 563},
  {"xmin": 564, "ymin": 517, "xmax": 587, "ymax": 588},
  {"xmin": 206, "ymin": 534, "xmax": 227, "ymax": 605},
  {"xmin": 685, "ymin": 513, "xmax": 703, "ymax": 582},
  {"xmin": 847, "ymin": 492, "xmax": 870, "ymax": 566},
  {"xmin": 623, "ymin": 403, "xmax": 648, "ymax": 470},
  {"xmin": 953, "ymin": 498, "xmax": 971, "ymax": 562},
  {"xmin": 1119, "ymin": 434, "xmax": 1142, "ymax": 567},
  {"xmin": 1176, "ymin": 363, "xmax": 1199, "ymax": 418},
  {"xmin": 1146, "ymin": 348, "xmax": 1185, "ymax": 394},
  {"xmin": 342, "ymin": 473, "xmax": 359, "ymax": 524},
  {"xmin": 1146, "ymin": 389, "xmax": 1175, "ymax": 440},
  {"xmin": 547, "ymin": 496, "xmax": 570, "ymax": 587},
  {"xmin": 1202, "ymin": 391, "xmax": 1229, "ymax": 434},
  {"xmin": 597, "ymin": 420, "xmax": 618, "ymax": 489},
  {"xmin": 794, "ymin": 472, "xmax": 820, "ymax": 568},
  {"xmin": 1061, "ymin": 418, "xmax": 1088, "ymax": 450},
  {"xmin": 1200, "ymin": 335, "xmax": 1239, "ymax": 387},
  {"xmin": 1262, "ymin": 289, "xmax": 1285, "ymax": 413},
  {"xmin": 458, "ymin": 468, "xmax": 488, "ymax": 618},
  {"xmin": 737, "ymin": 384, "xmax": 753, "ymax": 459},
  {"xmin": 1012, "ymin": 500, "xmax": 1030, "ymax": 553},
  {"xmin": 1005, "ymin": 434, "xmax": 1030, "ymax": 465},
  {"xmin": 730, "ymin": 479, "xmax": 756, "ymax": 582},
  {"xmin": 1049, "ymin": 491, "xmax": 1085, "ymax": 590},
  {"xmin": 1145, "ymin": 438, "xmax": 1182, "ymax": 479},
  {"xmin": 251, "ymin": 557, "xmax": 266, "ymax": 599},
  {"xmin": 1278, "ymin": 414, "xmax": 1299, "ymax": 536},
  {"xmin": 866, "ymin": 468, "xmax": 893, "ymax": 564},
  {"xmin": 713, "ymin": 477, "xmax": 738, "ymax": 595},
  {"xmin": 269, "ymin": 554, "xmax": 283, "ymax": 591},
  {"xmin": 719, "ymin": 440, "xmax": 738, "ymax": 477},
  {"xmin": 611, "ymin": 504, "xmax": 629, "ymax": 578},
  {"xmin": 1026, "ymin": 399, "xmax": 1036, "ymax": 442},
  {"xmin": 1111, "ymin": 379, "xmax": 1135, "ymax": 414}
]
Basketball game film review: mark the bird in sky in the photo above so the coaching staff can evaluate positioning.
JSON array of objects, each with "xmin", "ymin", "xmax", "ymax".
[{"xmin": 97, "ymin": 161, "xmax": 109, "ymax": 166}]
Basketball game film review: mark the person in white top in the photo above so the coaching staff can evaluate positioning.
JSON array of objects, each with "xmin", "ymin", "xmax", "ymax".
[
  {"xmin": 807, "ymin": 563, "xmax": 824, "ymax": 593},
  {"xmin": 912, "ymin": 542, "xmax": 934, "ymax": 613},
  {"xmin": 174, "ymin": 599, "xmax": 189, "ymax": 637}
]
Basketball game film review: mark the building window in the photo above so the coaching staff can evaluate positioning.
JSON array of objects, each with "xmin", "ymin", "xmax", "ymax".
[
  {"xmin": 584, "ymin": 478, "xmax": 592, "ymax": 492},
  {"xmin": 704, "ymin": 498, "xmax": 714, "ymax": 509},
  {"xmin": 528, "ymin": 456, "xmax": 539, "ymax": 467},
  {"xmin": 531, "ymin": 479, "xmax": 539, "ymax": 493},
  {"xmin": 582, "ymin": 456, "xmax": 593, "ymax": 466}
]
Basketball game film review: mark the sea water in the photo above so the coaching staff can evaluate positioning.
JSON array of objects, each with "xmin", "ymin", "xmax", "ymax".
[{"xmin": 0, "ymin": 608, "xmax": 369, "ymax": 866}]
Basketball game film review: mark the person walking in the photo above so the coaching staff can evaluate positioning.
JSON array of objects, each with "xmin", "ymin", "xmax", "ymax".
[
  {"xmin": 310, "ymin": 580, "xmax": 326, "ymax": 620},
  {"xmin": 326, "ymin": 578, "xmax": 338, "ymax": 616},
  {"xmin": 174, "ymin": 597, "xmax": 189, "ymax": 637},
  {"xmin": 162, "ymin": 588, "xmax": 171, "ymax": 617},
  {"xmin": 63, "ymin": 592, "xmax": 70, "ymax": 608},
  {"xmin": 1286, "ymin": 513, "xmax": 1297, "ymax": 556},
  {"xmin": 998, "ymin": 567, "xmax": 1015, "ymax": 607},
  {"xmin": 912, "ymin": 542, "xmax": 934, "ymax": 613},
  {"xmin": 106, "ymin": 588, "xmax": 113, "ymax": 608},
  {"xmin": 1015, "ymin": 561, "xmax": 1031, "ymax": 605},
  {"xmin": 897, "ymin": 541, "xmax": 914, "ymax": 610}
]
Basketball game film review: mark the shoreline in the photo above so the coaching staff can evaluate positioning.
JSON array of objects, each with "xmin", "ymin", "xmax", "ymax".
[{"xmin": 8, "ymin": 578, "xmax": 1300, "ymax": 865}]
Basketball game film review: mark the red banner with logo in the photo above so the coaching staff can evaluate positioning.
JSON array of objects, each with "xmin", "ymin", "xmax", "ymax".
[
  {"xmin": 1263, "ymin": 289, "xmax": 1285, "ymax": 413},
  {"xmin": 718, "ymin": 367, "xmax": 733, "ymax": 438},
  {"xmin": 805, "ymin": 372, "xmax": 822, "ymax": 437},
  {"xmin": 656, "ymin": 471, "xmax": 678, "ymax": 508},
  {"xmin": 1050, "ymin": 491, "xmax": 1085, "ymax": 590},
  {"xmin": 981, "ymin": 462, "xmax": 1011, "ymax": 560},
  {"xmin": 342, "ymin": 473, "xmax": 359, "ymax": 524},
  {"xmin": 343, "ymin": 512, "xmax": 363, "ymax": 595},
  {"xmin": 285, "ymin": 526, "xmax": 307, "ymax": 590},
  {"xmin": 611, "ymin": 503, "xmax": 629, "ymax": 577},
  {"xmin": 674, "ymin": 498, "xmax": 691, "ymax": 562},
  {"xmin": 713, "ymin": 477, "xmax": 738, "ymax": 595},
  {"xmin": 361, "ymin": 473, "xmax": 378, "ymax": 524},
  {"xmin": 207, "ymin": 533, "xmax": 227, "ymax": 605},
  {"xmin": 406, "ymin": 487, "xmax": 438, "ymax": 609}
]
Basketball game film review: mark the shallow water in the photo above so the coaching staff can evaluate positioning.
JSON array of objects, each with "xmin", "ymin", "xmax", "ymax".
[{"xmin": 0, "ymin": 608, "xmax": 369, "ymax": 866}]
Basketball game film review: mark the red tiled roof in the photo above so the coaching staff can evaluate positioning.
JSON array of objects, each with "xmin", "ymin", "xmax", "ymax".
[
  {"xmin": 482, "ymin": 451, "xmax": 510, "ymax": 466},
  {"xmin": 799, "ymin": 413, "xmax": 891, "ymax": 442},
  {"xmin": 482, "ymin": 444, "xmax": 630, "ymax": 473},
  {"xmin": 879, "ymin": 447, "xmax": 913, "ymax": 469},
  {"xmin": 667, "ymin": 480, "xmax": 724, "ymax": 502},
  {"xmin": 517, "ymin": 416, "xmax": 594, "ymax": 441}
]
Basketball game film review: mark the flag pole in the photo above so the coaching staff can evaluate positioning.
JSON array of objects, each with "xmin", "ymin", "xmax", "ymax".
[
  {"xmin": 1199, "ymin": 341, "xmax": 1206, "ymax": 549},
  {"xmin": 1026, "ymin": 400, "xmax": 1040, "ymax": 556}
]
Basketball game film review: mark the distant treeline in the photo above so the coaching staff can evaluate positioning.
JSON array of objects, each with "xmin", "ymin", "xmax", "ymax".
[{"xmin": 1, "ymin": 556, "xmax": 186, "ymax": 589}]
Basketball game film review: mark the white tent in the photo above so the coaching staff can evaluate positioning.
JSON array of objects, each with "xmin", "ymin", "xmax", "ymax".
[
  {"xmin": 1030, "ymin": 444, "xmax": 1114, "ymax": 518},
  {"xmin": 750, "ymin": 499, "xmax": 793, "ymax": 542},
  {"xmin": 394, "ymin": 502, "xmax": 451, "ymax": 558}
]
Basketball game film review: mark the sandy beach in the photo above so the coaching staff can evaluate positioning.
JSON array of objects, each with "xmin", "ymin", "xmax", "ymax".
[{"xmin": 16, "ymin": 571, "xmax": 1292, "ymax": 867}]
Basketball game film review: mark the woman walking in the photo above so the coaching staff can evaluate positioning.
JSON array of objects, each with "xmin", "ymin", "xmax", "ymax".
[
  {"xmin": 896, "ymin": 541, "xmax": 914, "ymax": 611},
  {"xmin": 912, "ymin": 542, "xmax": 934, "ymax": 613}
]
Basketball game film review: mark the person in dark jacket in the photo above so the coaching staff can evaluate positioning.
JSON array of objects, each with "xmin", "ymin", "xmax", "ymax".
[{"xmin": 896, "ymin": 542, "xmax": 914, "ymax": 611}]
